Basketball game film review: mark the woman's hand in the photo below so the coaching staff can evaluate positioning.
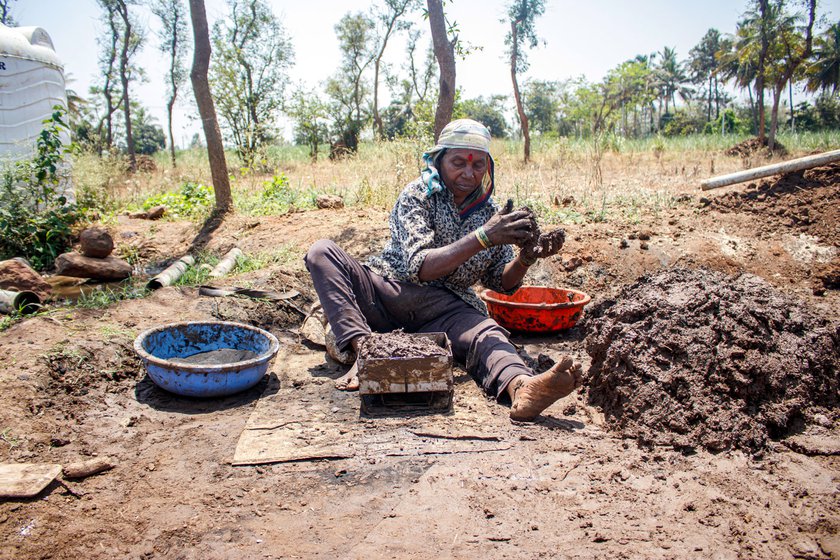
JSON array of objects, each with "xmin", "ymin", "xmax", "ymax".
[
  {"xmin": 521, "ymin": 228, "xmax": 566, "ymax": 262},
  {"xmin": 482, "ymin": 199, "xmax": 534, "ymax": 247}
]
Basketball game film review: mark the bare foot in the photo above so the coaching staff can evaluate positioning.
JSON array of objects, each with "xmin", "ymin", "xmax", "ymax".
[
  {"xmin": 334, "ymin": 361, "xmax": 359, "ymax": 391},
  {"xmin": 509, "ymin": 356, "xmax": 583, "ymax": 422}
]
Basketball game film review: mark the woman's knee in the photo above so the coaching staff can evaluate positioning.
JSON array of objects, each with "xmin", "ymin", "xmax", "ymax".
[{"xmin": 305, "ymin": 239, "xmax": 340, "ymax": 269}]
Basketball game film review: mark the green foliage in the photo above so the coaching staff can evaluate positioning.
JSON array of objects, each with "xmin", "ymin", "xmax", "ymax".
[
  {"xmin": 0, "ymin": 108, "xmax": 80, "ymax": 270},
  {"xmin": 236, "ymin": 174, "xmax": 317, "ymax": 216},
  {"xmin": 790, "ymin": 95, "xmax": 840, "ymax": 130},
  {"xmin": 210, "ymin": 0, "xmax": 294, "ymax": 168},
  {"xmin": 455, "ymin": 95, "xmax": 508, "ymax": 137},
  {"xmin": 132, "ymin": 107, "xmax": 167, "ymax": 155},
  {"xmin": 662, "ymin": 112, "xmax": 704, "ymax": 137},
  {"xmin": 75, "ymin": 282, "xmax": 147, "ymax": 309},
  {"xmin": 142, "ymin": 181, "xmax": 213, "ymax": 219},
  {"xmin": 704, "ymin": 108, "xmax": 750, "ymax": 135}
]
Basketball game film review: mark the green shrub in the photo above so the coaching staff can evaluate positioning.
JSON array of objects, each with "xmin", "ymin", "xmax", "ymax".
[
  {"xmin": 142, "ymin": 181, "xmax": 213, "ymax": 219},
  {"xmin": 0, "ymin": 108, "xmax": 80, "ymax": 270}
]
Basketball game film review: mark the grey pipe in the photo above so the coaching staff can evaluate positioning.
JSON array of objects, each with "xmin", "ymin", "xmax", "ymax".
[
  {"xmin": 209, "ymin": 248, "xmax": 243, "ymax": 278},
  {"xmin": 0, "ymin": 289, "xmax": 41, "ymax": 315},
  {"xmin": 146, "ymin": 255, "xmax": 195, "ymax": 291}
]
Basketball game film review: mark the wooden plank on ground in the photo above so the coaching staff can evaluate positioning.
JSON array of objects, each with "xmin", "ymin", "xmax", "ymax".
[{"xmin": 0, "ymin": 463, "xmax": 62, "ymax": 498}]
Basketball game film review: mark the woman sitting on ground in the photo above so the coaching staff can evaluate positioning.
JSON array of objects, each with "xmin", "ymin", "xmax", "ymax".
[{"xmin": 305, "ymin": 118, "xmax": 581, "ymax": 422}]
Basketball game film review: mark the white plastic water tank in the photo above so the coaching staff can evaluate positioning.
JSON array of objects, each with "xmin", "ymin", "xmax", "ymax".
[{"xmin": 0, "ymin": 23, "xmax": 69, "ymax": 161}]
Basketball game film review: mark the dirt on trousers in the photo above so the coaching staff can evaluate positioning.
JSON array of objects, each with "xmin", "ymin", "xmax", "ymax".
[{"xmin": 584, "ymin": 267, "xmax": 839, "ymax": 453}]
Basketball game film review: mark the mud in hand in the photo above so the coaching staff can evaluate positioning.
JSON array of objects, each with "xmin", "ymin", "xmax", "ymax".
[{"xmin": 516, "ymin": 205, "xmax": 565, "ymax": 260}]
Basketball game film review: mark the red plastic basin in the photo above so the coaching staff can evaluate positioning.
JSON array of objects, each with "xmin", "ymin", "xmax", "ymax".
[{"xmin": 481, "ymin": 286, "xmax": 591, "ymax": 333}]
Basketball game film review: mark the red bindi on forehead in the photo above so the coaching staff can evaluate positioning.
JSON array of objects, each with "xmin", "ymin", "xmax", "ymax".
[{"xmin": 468, "ymin": 153, "xmax": 473, "ymax": 162}]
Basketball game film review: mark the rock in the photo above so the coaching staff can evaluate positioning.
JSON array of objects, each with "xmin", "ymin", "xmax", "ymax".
[
  {"xmin": 129, "ymin": 206, "xmax": 166, "ymax": 220},
  {"xmin": 54, "ymin": 253, "xmax": 132, "ymax": 281},
  {"xmin": 0, "ymin": 258, "xmax": 52, "ymax": 300},
  {"xmin": 316, "ymin": 195, "xmax": 344, "ymax": 209},
  {"xmin": 561, "ymin": 253, "xmax": 584, "ymax": 272},
  {"xmin": 638, "ymin": 230, "xmax": 653, "ymax": 241},
  {"xmin": 79, "ymin": 227, "xmax": 114, "ymax": 258}
]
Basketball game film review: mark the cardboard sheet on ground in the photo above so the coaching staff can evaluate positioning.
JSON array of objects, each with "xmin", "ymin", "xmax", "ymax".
[
  {"xmin": 233, "ymin": 348, "xmax": 511, "ymax": 466},
  {"xmin": 0, "ymin": 463, "xmax": 62, "ymax": 498}
]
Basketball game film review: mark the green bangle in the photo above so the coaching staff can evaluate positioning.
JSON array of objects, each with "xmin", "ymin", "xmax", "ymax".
[{"xmin": 475, "ymin": 227, "xmax": 492, "ymax": 249}]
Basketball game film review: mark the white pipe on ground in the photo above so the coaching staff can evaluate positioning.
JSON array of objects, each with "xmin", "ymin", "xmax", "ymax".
[{"xmin": 701, "ymin": 149, "xmax": 840, "ymax": 191}]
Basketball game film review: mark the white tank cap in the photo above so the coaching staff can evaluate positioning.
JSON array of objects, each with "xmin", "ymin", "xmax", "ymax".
[{"xmin": 0, "ymin": 23, "xmax": 63, "ymax": 69}]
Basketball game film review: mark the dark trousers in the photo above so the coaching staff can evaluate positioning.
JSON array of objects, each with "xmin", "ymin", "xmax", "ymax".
[{"xmin": 304, "ymin": 239, "xmax": 533, "ymax": 401}]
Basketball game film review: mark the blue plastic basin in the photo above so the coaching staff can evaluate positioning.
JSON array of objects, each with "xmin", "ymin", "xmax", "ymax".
[{"xmin": 134, "ymin": 321, "xmax": 280, "ymax": 397}]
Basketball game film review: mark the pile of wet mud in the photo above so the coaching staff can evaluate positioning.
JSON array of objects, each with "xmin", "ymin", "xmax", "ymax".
[
  {"xmin": 708, "ymin": 162, "xmax": 840, "ymax": 246},
  {"xmin": 359, "ymin": 330, "xmax": 449, "ymax": 359},
  {"xmin": 584, "ymin": 268, "xmax": 839, "ymax": 453},
  {"xmin": 724, "ymin": 137, "xmax": 788, "ymax": 158}
]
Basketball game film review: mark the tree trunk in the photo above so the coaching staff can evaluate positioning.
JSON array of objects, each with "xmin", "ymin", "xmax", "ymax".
[
  {"xmin": 426, "ymin": 0, "xmax": 455, "ymax": 142},
  {"xmin": 166, "ymin": 96, "xmax": 176, "ymax": 167},
  {"xmin": 769, "ymin": 84, "xmax": 782, "ymax": 150},
  {"xmin": 116, "ymin": 0, "xmax": 136, "ymax": 171},
  {"xmin": 373, "ymin": 57, "xmax": 384, "ymax": 139},
  {"xmin": 188, "ymin": 0, "xmax": 232, "ymax": 213},
  {"xmin": 166, "ymin": 7, "xmax": 180, "ymax": 167},
  {"xmin": 510, "ymin": 20, "xmax": 530, "ymax": 162},
  {"xmin": 756, "ymin": 0, "xmax": 769, "ymax": 142},
  {"xmin": 788, "ymin": 81, "xmax": 794, "ymax": 133},
  {"xmin": 748, "ymin": 85, "xmax": 756, "ymax": 135}
]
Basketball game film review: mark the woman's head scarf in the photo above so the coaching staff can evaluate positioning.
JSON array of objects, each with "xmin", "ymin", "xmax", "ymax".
[{"xmin": 421, "ymin": 119, "xmax": 495, "ymax": 219}]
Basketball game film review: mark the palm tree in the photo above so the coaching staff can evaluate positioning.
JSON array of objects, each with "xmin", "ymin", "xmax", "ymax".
[
  {"xmin": 805, "ymin": 21, "xmax": 840, "ymax": 94},
  {"xmin": 655, "ymin": 46, "xmax": 691, "ymax": 116}
]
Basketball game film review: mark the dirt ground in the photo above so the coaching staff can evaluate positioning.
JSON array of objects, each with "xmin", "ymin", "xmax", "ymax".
[{"xmin": 1, "ymin": 161, "xmax": 838, "ymax": 559}]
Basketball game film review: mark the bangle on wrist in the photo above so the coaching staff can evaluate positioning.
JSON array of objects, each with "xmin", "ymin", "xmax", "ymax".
[
  {"xmin": 474, "ymin": 227, "xmax": 492, "ymax": 249},
  {"xmin": 519, "ymin": 252, "xmax": 537, "ymax": 267}
]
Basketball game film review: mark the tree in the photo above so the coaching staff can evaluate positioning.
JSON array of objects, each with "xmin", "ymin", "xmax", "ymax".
[
  {"xmin": 689, "ymin": 29, "xmax": 724, "ymax": 124},
  {"xmin": 370, "ymin": 0, "xmax": 416, "ymax": 139},
  {"xmin": 505, "ymin": 0, "xmax": 545, "ymax": 163},
  {"xmin": 456, "ymin": 95, "xmax": 508, "ymax": 137},
  {"xmin": 655, "ymin": 46, "xmax": 691, "ymax": 118},
  {"xmin": 94, "ymin": 1, "xmax": 121, "ymax": 152},
  {"xmin": 287, "ymin": 86, "xmax": 330, "ymax": 162},
  {"xmin": 0, "ymin": 0, "xmax": 16, "ymax": 25},
  {"xmin": 426, "ymin": 0, "xmax": 456, "ymax": 142},
  {"xmin": 766, "ymin": 0, "xmax": 816, "ymax": 149},
  {"xmin": 805, "ymin": 21, "xmax": 840, "ymax": 94},
  {"xmin": 114, "ymin": 0, "xmax": 143, "ymax": 171},
  {"xmin": 187, "ymin": 0, "xmax": 231, "ymax": 213},
  {"xmin": 718, "ymin": 28, "xmax": 760, "ymax": 133},
  {"xmin": 405, "ymin": 28, "xmax": 437, "ymax": 104},
  {"xmin": 210, "ymin": 0, "xmax": 294, "ymax": 168},
  {"xmin": 131, "ymin": 105, "xmax": 166, "ymax": 155},
  {"xmin": 325, "ymin": 12, "xmax": 376, "ymax": 154},
  {"xmin": 523, "ymin": 79, "xmax": 558, "ymax": 135},
  {"xmin": 151, "ymin": 0, "xmax": 190, "ymax": 167}
]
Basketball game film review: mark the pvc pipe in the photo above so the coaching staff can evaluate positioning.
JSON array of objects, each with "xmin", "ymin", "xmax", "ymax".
[
  {"xmin": 209, "ymin": 248, "xmax": 243, "ymax": 278},
  {"xmin": 701, "ymin": 149, "xmax": 840, "ymax": 191},
  {"xmin": 0, "ymin": 289, "xmax": 41, "ymax": 315},
  {"xmin": 146, "ymin": 255, "xmax": 195, "ymax": 291}
]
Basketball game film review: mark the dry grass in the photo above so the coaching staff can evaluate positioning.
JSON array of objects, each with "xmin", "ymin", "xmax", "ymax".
[{"xmin": 70, "ymin": 130, "xmax": 840, "ymax": 226}]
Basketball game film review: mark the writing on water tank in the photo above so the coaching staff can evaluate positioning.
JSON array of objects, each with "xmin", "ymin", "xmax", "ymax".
[{"xmin": 0, "ymin": 62, "xmax": 5, "ymax": 70}]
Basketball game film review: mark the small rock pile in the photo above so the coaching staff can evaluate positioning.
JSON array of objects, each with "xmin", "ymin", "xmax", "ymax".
[{"xmin": 55, "ymin": 227, "xmax": 132, "ymax": 280}]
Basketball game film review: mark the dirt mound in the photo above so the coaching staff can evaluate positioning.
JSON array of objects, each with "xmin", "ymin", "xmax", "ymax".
[
  {"xmin": 724, "ymin": 137, "xmax": 788, "ymax": 158},
  {"xmin": 708, "ymin": 162, "xmax": 840, "ymax": 245},
  {"xmin": 584, "ymin": 268, "xmax": 839, "ymax": 453}
]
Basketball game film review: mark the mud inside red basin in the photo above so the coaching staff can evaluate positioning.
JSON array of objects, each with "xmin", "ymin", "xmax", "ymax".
[{"xmin": 481, "ymin": 286, "xmax": 591, "ymax": 333}]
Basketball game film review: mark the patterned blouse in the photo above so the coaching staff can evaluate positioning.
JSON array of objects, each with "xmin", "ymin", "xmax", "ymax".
[{"xmin": 366, "ymin": 178, "xmax": 519, "ymax": 314}]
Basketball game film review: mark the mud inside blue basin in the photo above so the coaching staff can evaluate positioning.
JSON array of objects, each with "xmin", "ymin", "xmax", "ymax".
[{"xmin": 134, "ymin": 321, "xmax": 280, "ymax": 397}]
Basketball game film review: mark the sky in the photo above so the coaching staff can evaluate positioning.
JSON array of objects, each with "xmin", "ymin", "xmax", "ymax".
[{"xmin": 17, "ymin": 0, "xmax": 840, "ymax": 147}]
